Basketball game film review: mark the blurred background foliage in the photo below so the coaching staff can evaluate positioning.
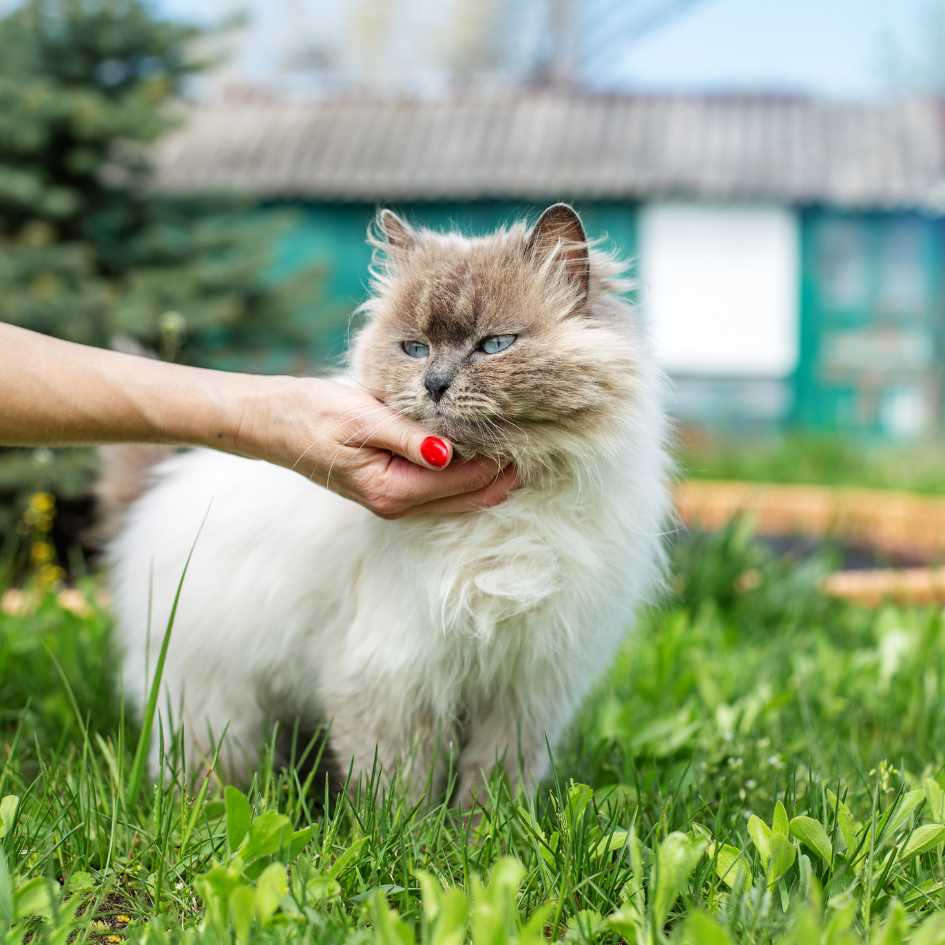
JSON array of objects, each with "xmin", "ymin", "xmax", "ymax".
[
  {"xmin": 679, "ymin": 435, "xmax": 945, "ymax": 496},
  {"xmin": 0, "ymin": 0, "xmax": 327, "ymax": 544}
]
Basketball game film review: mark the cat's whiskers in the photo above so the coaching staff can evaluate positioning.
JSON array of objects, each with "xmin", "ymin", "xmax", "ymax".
[
  {"xmin": 324, "ymin": 404, "xmax": 413, "ymax": 492},
  {"xmin": 289, "ymin": 402, "xmax": 402, "ymax": 483},
  {"xmin": 461, "ymin": 413, "xmax": 515, "ymax": 470},
  {"xmin": 289, "ymin": 404, "xmax": 412, "ymax": 488},
  {"xmin": 352, "ymin": 404, "xmax": 413, "ymax": 453},
  {"xmin": 446, "ymin": 398, "xmax": 523, "ymax": 463},
  {"xmin": 474, "ymin": 418, "xmax": 512, "ymax": 477},
  {"xmin": 289, "ymin": 439, "xmax": 319, "ymax": 475},
  {"xmin": 336, "ymin": 403, "xmax": 406, "ymax": 442}
]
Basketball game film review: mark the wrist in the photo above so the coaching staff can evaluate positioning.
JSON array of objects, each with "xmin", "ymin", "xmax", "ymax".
[
  {"xmin": 204, "ymin": 372, "xmax": 269, "ymax": 457},
  {"xmin": 214, "ymin": 373, "xmax": 312, "ymax": 464},
  {"xmin": 149, "ymin": 365, "xmax": 258, "ymax": 454}
]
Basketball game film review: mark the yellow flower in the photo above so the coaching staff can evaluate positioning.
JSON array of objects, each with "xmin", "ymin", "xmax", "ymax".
[
  {"xmin": 105, "ymin": 936, "xmax": 122, "ymax": 943},
  {"xmin": 38, "ymin": 564, "xmax": 64, "ymax": 589},
  {"xmin": 29, "ymin": 492, "xmax": 55, "ymax": 514},
  {"xmin": 116, "ymin": 914, "xmax": 131, "ymax": 924},
  {"xmin": 24, "ymin": 491, "xmax": 55, "ymax": 533},
  {"xmin": 31, "ymin": 541, "xmax": 55, "ymax": 565}
]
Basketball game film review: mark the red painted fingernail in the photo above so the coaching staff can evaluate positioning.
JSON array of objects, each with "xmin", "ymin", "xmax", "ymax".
[{"xmin": 420, "ymin": 436, "xmax": 450, "ymax": 468}]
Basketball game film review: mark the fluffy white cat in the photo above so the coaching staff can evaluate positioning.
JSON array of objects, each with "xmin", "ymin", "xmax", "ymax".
[{"xmin": 106, "ymin": 204, "xmax": 671, "ymax": 804}]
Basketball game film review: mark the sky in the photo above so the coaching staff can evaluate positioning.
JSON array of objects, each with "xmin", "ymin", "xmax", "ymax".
[
  {"xmin": 158, "ymin": 0, "xmax": 939, "ymax": 98},
  {"xmin": 609, "ymin": 0, "xmax": 931, "ymax": 96}
]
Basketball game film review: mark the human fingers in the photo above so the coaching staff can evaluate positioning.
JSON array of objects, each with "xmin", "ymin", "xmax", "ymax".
[{"xmin": 402, "ymin": 465, "xmax": 520, "ymax": 518}]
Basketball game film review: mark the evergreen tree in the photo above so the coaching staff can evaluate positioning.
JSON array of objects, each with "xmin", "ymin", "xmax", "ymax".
[{"xmin": 0, "ymin": 0, "xmax": 328, "ymax": 546}]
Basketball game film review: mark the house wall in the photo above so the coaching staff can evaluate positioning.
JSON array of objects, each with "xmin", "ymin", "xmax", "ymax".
[
  {"xmin": 795, "ymin": 209, "xmax": 945, "ymax": 439},
  {"xmin": 638, "ymin": 203, "xmax": 945, "ymax": 439},
  {"xmin": 637, "ymin": 202, "xmax": 799, "ymax": 431}
]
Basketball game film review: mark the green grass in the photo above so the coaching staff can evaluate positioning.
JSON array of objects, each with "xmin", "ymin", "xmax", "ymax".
[
  {"xmin": 680, "ymin": 435, "xmax": 945, "ymax": 495},
  {"xmin": 2, "ymin": 522, "xmax": 945, "ymax": 944}
]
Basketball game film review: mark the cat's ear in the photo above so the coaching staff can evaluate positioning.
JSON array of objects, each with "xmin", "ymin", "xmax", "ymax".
[
  {"xmin": 376, "ymin": 209, "xmax": 417, "ymax": 252},
  {"xmin": 526, "ymin": 203, "xmax": 589, "ymax": 307}
]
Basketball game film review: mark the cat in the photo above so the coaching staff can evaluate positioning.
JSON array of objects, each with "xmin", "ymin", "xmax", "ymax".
[{"xmin": 104, "ymin": 203, "xmax": 672, "ymax": 805}]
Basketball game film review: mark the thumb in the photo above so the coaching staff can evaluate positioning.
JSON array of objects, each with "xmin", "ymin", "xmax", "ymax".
[{"xmin": 363, "ymin": 411, "xmax": 454, "ymax": 470}]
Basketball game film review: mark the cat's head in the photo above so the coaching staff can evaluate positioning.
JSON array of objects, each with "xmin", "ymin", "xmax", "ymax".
[{"xmin": 351, "ymin": 204, "xmax": 642, "ymax": 475}]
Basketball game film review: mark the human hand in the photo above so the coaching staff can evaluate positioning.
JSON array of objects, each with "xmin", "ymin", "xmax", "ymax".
[{"xmin": 230, "ymin": 375, "xmax": 518, "ymax": 519}]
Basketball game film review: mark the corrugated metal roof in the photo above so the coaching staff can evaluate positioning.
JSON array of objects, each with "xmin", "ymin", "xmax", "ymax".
[{"xmin": 151, "ymin": 92, "xmax": 945, "ymax": 210}]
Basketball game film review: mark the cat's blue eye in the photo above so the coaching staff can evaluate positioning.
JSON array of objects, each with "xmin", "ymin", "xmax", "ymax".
[
  {"xmin": 479, "ymin": 334, "xmax": 517, "ymax": 355},
  {"xmin": 401, "ymin": 340, "xmax": 430, "ymax": 359}
]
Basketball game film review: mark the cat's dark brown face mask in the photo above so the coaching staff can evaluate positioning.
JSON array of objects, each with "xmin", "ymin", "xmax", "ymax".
[{"xmin": 351, "ymin": 204, "xmax": 638, "ymax": 463}]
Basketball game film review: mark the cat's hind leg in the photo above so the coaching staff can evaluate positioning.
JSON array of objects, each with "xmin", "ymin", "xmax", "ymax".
[
  {"xmin": 325, "ymin": 693, "xmax": 457, "ymax": 804},
  {"xmin": 454, "ymin": 685, "xmax": 578, "ymax": 809}
]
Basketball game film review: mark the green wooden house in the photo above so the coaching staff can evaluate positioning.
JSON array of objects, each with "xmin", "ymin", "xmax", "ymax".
[{"xmin": 155, "ymin": 92, "xmax": 945, "ymax": 439}]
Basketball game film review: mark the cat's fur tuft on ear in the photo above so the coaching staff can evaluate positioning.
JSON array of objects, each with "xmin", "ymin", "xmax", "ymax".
[
  {"xmin": 376, "ymin": 208, "xmax": 417, "ymax": 251},
  {"xmin": 526, "ymin": 203, "xmax": 589, "ymax": 307}
]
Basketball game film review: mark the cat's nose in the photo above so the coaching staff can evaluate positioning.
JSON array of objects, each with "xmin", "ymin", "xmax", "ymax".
[{"xmin": 424, "ymin": 372, "xmax": 452, "ymax": 403}]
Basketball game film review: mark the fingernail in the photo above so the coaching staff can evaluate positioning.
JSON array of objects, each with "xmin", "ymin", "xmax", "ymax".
[{"xmin": 420, "ymin": 436, "xmax": 450, "ymax": 468}]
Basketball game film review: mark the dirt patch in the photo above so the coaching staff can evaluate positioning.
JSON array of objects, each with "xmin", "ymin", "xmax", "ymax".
[
  {"xmin": 677, "ymin": 480, "xmax": 945, "ymax": 563},
  {"xmin": 677, "ymin": 480, "xmax": 945, "ymax": 605}
]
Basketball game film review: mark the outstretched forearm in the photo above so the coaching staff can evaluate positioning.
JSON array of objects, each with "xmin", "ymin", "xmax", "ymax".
[{"xmin": 0, "ymin": 324, "xmax": 245, "ymax": 451}]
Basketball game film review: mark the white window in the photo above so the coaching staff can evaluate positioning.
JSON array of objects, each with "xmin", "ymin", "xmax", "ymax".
[{"xmin": 639, "ymin": 203, "xmax": 799, "ymax": 377}]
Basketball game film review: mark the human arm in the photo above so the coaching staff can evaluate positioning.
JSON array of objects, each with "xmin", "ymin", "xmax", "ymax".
[{"xmin": 0, "ymin": 324, "xmax": 516, "ymax": 518}]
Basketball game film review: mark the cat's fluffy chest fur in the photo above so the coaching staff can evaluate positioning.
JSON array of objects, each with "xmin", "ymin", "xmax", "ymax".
[{"xmin": 107, "ymin": 204, "xmax": 671, "ymax": 803}]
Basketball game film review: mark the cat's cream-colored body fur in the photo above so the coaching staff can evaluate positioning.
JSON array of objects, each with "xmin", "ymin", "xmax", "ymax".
[{"xmin": 108, "ymin": 206, "xmax": 671, "ymax": 802}]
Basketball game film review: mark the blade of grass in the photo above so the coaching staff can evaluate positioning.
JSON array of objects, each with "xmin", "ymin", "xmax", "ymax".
[{"xmin": 125, "ymin": 507, "xmax": 210, "ymax": 809}]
